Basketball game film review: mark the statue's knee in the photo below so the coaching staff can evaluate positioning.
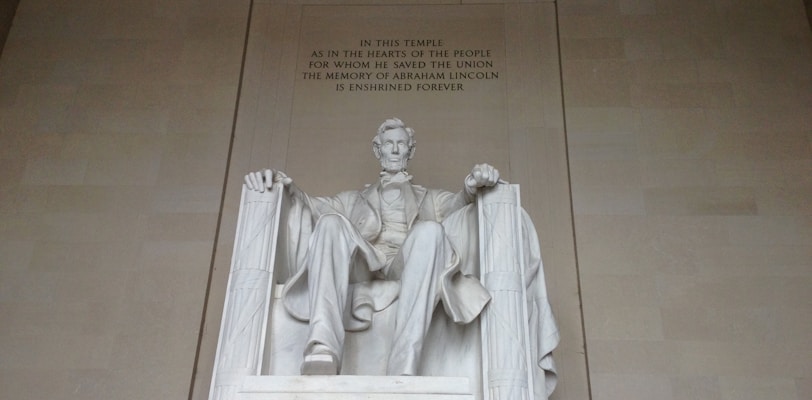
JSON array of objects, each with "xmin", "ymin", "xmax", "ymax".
[
  {"xmin": 409, "ymin": 221, "xmax": 444, "ymax": 241},
  {"xmin": 314, "ymin": 213, "xmax": 349, "ymax": 232},
  {"xmin": 312, "ymin": 214, "xmax": 357, "ymax": 247}
]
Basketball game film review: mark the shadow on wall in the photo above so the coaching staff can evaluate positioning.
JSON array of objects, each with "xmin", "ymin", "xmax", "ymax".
[
  {"xmin": 0, "ymin": 0, "xmax": 19, "ymax": 55},
  {"xmin": 807, "ymin": 0, "xmax": 812, "ymax": 32}
]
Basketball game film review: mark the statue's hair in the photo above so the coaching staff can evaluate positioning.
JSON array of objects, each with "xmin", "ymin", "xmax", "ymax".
[{"xmin": 372, "ymin": 117, "xmax": 416, "ymax": 159}]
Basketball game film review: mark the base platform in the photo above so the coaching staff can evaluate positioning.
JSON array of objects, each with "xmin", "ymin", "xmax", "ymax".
[{"xmin": 237, "ymin": 375, "xmax": 474, "ymax": 400}]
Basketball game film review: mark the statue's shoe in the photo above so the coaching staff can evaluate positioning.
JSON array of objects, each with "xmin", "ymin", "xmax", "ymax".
[{"xmin": 301, "ymin": 345, "xmax": 339, "ymax": 375}]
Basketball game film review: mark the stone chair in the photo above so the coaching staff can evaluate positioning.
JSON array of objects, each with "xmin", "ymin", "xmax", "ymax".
[{"xmin": 209, "ymin": 182, "xmax": 558, "ymax": 400}]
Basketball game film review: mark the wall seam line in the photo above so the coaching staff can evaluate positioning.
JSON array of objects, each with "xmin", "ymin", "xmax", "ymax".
[{"xmin": 188, "ymin": 1, "xmax": 256, "ymax": 399}]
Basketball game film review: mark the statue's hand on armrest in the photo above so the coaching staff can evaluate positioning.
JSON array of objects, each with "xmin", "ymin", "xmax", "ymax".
[
  {"xmin": 464, "ymin": 163, "xmax": 501, "ymax": 195},
  {"xmin": 244, "ymin": 169, "xmax": 293, "ymax": 192}
]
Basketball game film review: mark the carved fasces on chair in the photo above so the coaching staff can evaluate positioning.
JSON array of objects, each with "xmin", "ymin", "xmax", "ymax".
[
  {"xmin": 210, "ymin": 183, "xmax": 285, "ymax": 400},
  {"xmin": 478, "ymin": 184, "xmax": 535, "ymax": 400}
]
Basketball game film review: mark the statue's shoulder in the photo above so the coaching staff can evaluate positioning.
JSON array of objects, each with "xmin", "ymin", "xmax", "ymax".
[{"xmin": 360, "ymin": 182, "xmax": 380, "ymax": 196}]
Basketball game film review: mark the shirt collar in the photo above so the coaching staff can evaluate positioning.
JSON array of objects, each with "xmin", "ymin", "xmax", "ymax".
[{"xmin": 379, "ymin": 171, "xmax": 413, "ymax": 186}]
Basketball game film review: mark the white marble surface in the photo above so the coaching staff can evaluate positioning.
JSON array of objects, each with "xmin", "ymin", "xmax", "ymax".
[{"xmin": 238, "ymin": 375, "xmax": 473, "ymax": 400}]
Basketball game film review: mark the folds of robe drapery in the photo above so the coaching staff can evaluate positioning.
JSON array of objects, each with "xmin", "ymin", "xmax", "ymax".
[{"xmin": 441, "ymin": 202, "xmax": 560, "ymax": 399}]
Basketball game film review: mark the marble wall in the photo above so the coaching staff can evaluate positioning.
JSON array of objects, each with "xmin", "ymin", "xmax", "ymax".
[
  {"xmin": 0, "ymin": 1, "xmax": 809, "ymax": 400},
  {"xmin": 0, "ymin": 0, "xmax": 250, "ymax": 398},
  {"xmin": 559, "ymin": 1, "xmax": 812, "ymax": 399}
]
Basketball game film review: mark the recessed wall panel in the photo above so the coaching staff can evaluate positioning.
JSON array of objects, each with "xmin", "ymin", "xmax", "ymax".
[{"xmin": 195, "ymin": 4, "xmax": 587, "ymax": 400}]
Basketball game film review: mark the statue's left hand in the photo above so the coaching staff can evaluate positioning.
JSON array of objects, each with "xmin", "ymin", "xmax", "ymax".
[{"xmin": 465, "ymin": 163, "xmax": 500, "ymax": 191}]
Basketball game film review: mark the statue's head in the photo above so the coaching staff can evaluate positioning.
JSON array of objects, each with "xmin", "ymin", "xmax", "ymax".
[{"xmin": 372, "ymin": 118, "xmax": 416, "ymax": 173}]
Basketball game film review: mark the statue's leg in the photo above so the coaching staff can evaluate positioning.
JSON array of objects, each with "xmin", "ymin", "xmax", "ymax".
[
  {"xmin": 386, "ymin": 221, "xmax": 451, "ymax": 376},
  {"xmin": 304, "ymin": 213, "xmax": 373, "ymax": 374}
]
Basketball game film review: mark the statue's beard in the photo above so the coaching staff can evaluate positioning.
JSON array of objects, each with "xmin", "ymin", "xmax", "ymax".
[{"xmin": 381, "ymin": 157, "xmax": 408, "ymax": 173}]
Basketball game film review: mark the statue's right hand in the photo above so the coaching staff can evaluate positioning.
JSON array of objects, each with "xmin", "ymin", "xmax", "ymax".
[{"xmin": 244, "ymin": 169, "xmax": 293, "ymax": 192}]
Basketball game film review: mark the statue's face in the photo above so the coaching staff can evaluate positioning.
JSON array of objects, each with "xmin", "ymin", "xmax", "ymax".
[{"xmin": 377, "ymin": 127, "xmax": 411, "ymax": 173}]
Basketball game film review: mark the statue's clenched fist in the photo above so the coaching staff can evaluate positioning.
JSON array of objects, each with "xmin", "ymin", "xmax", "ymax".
[{"xmin": 464, "ymin": 163, "xmax": 501, "ymax": 192}]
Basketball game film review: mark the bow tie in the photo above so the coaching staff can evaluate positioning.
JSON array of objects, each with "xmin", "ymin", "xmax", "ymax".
[{"xmin": 380, "ymin": 171, "xmax": 413, "ymax": 186}]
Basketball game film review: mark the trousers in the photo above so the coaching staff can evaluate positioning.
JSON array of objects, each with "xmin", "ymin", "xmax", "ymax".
[{"xmin": 304, "ymin": 213, "xmax": 454, "ymax": 375}]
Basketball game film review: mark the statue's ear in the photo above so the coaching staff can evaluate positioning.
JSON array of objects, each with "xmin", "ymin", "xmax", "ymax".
[
  {"xmin": 372, "ymin": 143, "xmax": 382, "ymax": 160},
  {"xmin": 408, "ymin": 146, "xmax": 415, "ymax": 160}
]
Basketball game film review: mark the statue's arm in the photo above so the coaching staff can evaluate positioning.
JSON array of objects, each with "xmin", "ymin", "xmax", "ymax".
[
  {"xmin": 434, "ymin": 164, "xmax": 502, "ymax": 219},
  {"xmin": 244, "ymin": 169, "xmax": 344, "ymax": 217}
]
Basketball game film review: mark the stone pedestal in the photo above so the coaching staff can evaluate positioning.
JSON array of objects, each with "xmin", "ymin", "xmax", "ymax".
[{"xmin": 237, "ymin": 376, "xmax": 474, "ymax": 400}]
